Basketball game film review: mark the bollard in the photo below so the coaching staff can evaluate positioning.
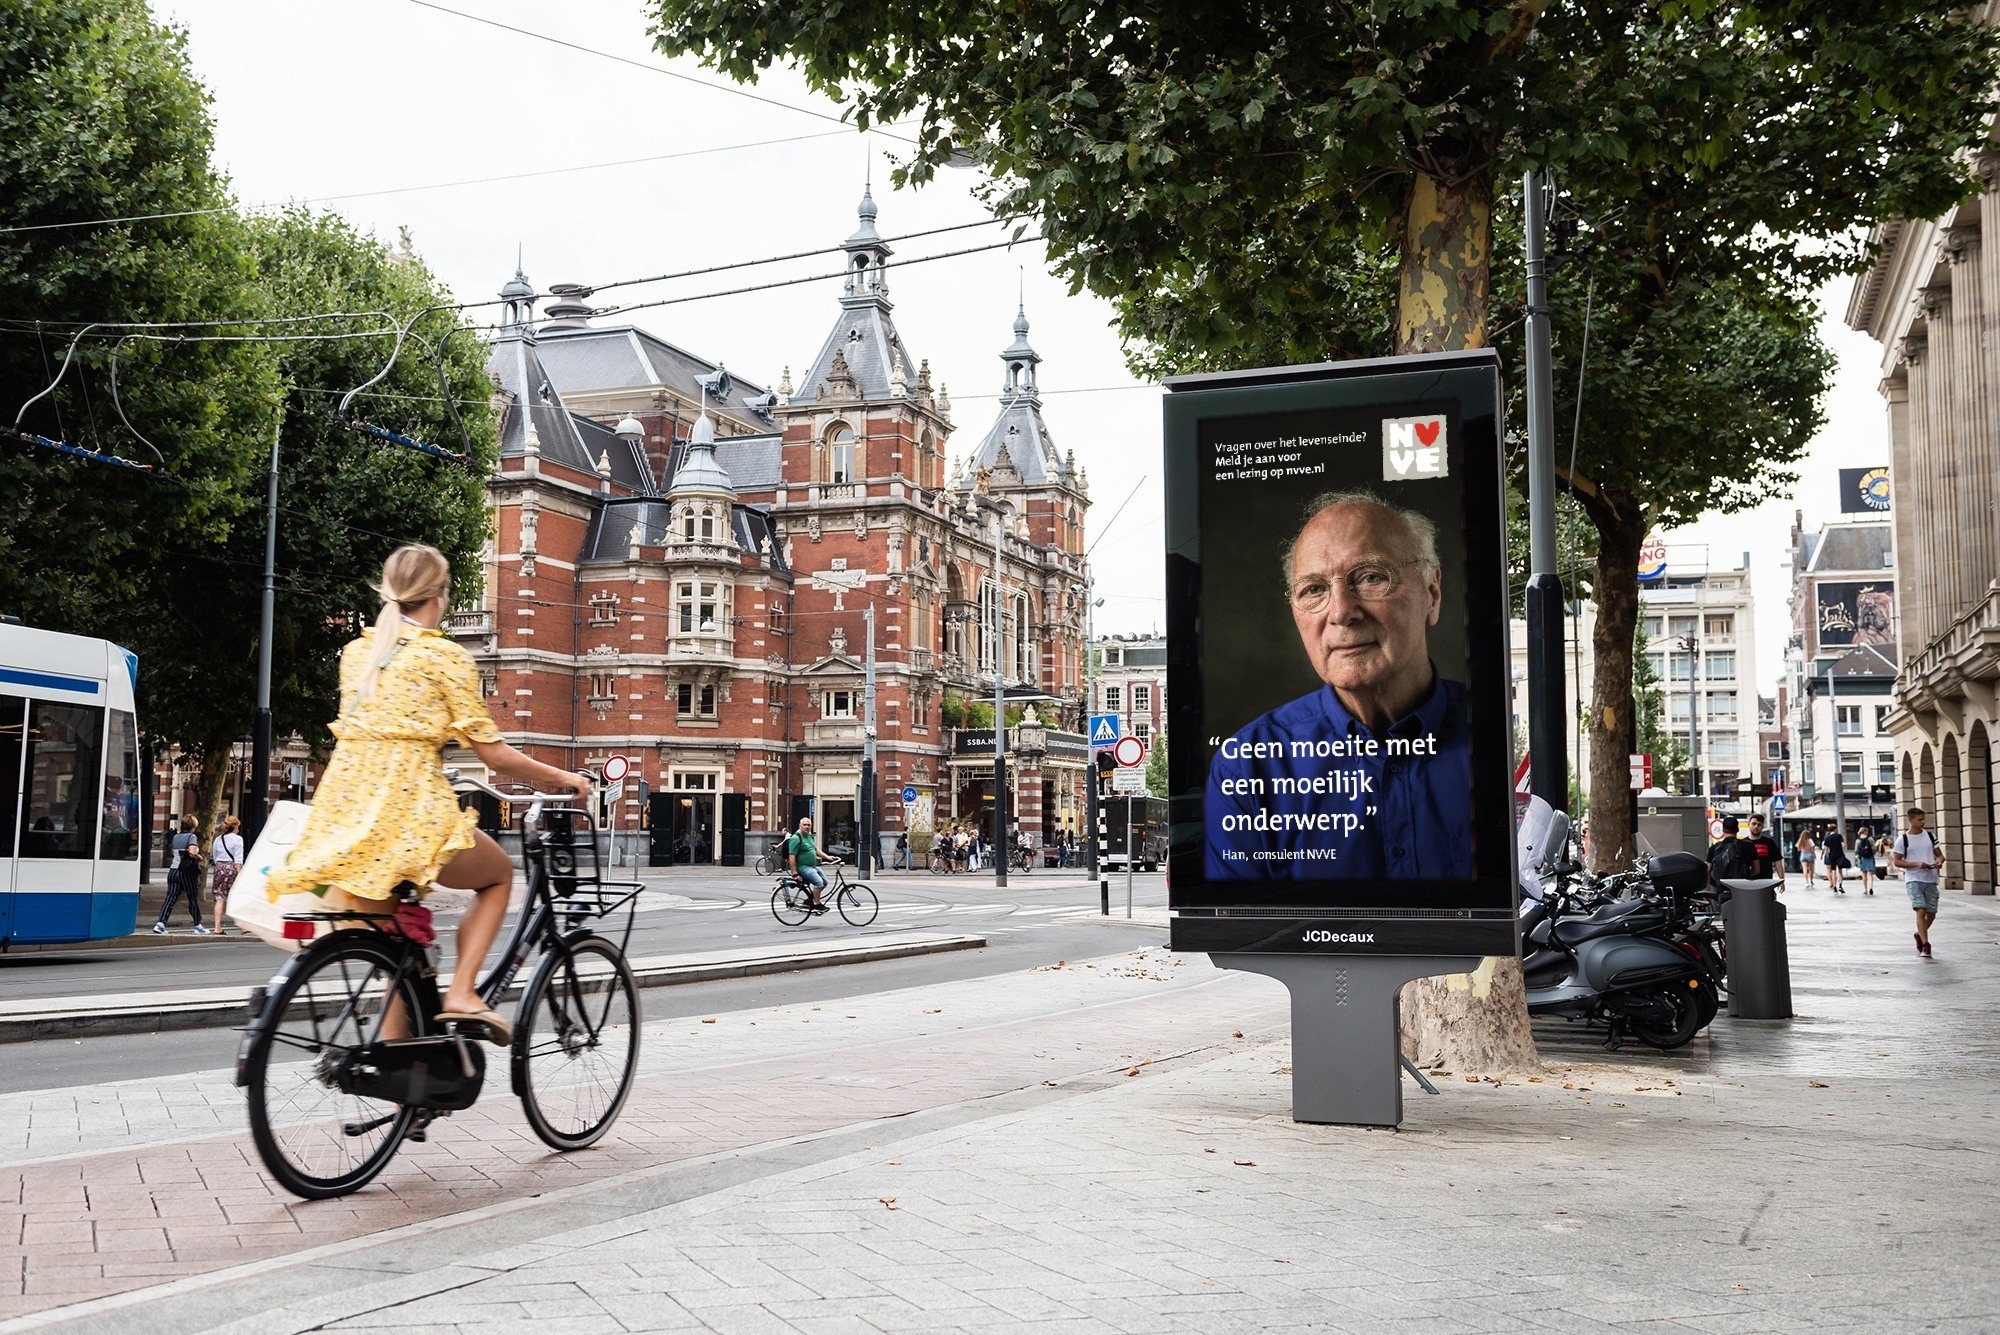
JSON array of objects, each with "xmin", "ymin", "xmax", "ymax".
[
  {"xmin": 1100, "ymin": 879, "xmax": 1110, "ymax": 916},
  {"xmin": 1721, "ymin": 880, "xmax": 1792, "ymax": 1019}
]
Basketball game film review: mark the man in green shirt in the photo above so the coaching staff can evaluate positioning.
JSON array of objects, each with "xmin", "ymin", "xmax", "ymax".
[{"xmin": 787, "ymin": 816, "xmax": 827, "ymax": 911}]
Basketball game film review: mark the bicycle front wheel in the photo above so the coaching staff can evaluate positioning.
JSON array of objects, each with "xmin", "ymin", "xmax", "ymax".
[
  {"xmin": 754, "ymin": 853, "xmax": 777, "ymax": 876},
  {"xmin": 245, "ymin": 933, "xmax": 423, "ymax": 1200},
  {"xmin": 837, "ymin": 883, "xmax": 879, "ymax": 927},
  {"xmin": 515, "ymin": 935, "xmax": 641, "ymax": 1151},
  {"xmin": 771, "ymin": 881, "xmax": 812, "ymax": 926}
]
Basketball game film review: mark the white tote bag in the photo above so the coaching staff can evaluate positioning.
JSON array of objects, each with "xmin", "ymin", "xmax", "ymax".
[{"xmin": 225, "ymin": 800, "xmax": 332, "ymax": 952}]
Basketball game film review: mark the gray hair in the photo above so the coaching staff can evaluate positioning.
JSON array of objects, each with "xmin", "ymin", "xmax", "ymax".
[{"xmin": 1279, "ymin": 489, "xmax": 1441, "ymax": 587}]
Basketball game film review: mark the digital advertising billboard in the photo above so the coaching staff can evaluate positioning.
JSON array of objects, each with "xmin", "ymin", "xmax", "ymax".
[
  {"xmin": 1815, "ymin": 579, "xmax": 1895, "ymax": 650},
  {"xmin": 1163, "ymin": 351, "xmax": 1517, "ymax": 957}
]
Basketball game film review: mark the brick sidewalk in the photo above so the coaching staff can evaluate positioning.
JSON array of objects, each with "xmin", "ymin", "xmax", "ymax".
[
  {"xmin": 9, "ymin": 890, "xmax": 1999, "ymax": 1332},
  {"xmin": 0, "ymin": 948, "xmax": 1269, "ymax": 1323}
]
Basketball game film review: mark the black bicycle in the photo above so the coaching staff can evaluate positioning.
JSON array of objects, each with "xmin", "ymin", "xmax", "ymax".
[
  {"xmin": 770, "ymin": 858, "xmax": 879, "ymax": 928},
  {"xmin": 237, "ymin": 786, "xmax": 644, "ymax": 1200}
]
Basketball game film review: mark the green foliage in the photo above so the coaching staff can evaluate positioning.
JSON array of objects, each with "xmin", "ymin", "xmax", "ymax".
[
  {"xmin": 1144, "ymin": 732, "xmax": 1167, "ymax": 800},
  {"xmin": 142, "ymin": 208, "xmax": 497, "ymax": 755},
  {"xmin": 0, "ymin": 0, "xmax": 276, "ymax": 625},
  {"xmin": 1632, "ymin": 621, "xmax": 1688, "ymax": 788}
]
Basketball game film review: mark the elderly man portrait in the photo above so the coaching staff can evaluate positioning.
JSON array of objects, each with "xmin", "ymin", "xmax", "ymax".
[{"xmin": 1205, "ymin": 489, "xmax": 1473, "ymax": 880}]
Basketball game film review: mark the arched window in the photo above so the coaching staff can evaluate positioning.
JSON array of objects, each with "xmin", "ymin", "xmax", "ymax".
[
  {"xmin": 1013, "ymin": 594, "xmax": 1032, "ymax": 684},
  {"xmin": 825, "ymin": 423, "xmax": 856, "ymax": 484},
  {"xmin": 945, "ymin": 569, "xmax": 967, "ymax": 666},
  {"xmin": 680, "ymin": 506, "xmax": 696, "ymax": 541},
  {"xmin": 920, "ymin": 429, "xmax": 935, "ymax": 486},
  {"xmin": 699, "ymin": 506, "xmax": 716, "ymax": 541}
]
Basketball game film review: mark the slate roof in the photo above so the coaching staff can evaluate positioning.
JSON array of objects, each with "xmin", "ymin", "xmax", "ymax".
[
  {"xmin": 788, "ymin": 186, "xmax": 919, "ymax": 406},
  {"xmin": 489, "ymin": 334, "xmax": 654, "ymax": 492},
  {"xmin": 536, "ymin": 324, "xmax": 775, "ymax": 434},
  {"xmin": 961, "ymin": 307, "xmax": 1064, "ymax": 487},
  {"xmin": 1806, "ymin": 520, "xmax": 1894, "ymax": 575},
  {"xmin": 577, "ymin": 497, "xmax": 787, "ymax": 571}
]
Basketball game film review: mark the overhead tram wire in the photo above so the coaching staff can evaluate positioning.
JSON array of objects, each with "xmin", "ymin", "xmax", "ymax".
[
  {"xmin": 0, "ymin": 128, "xmax": 881, "ymax": 236},
  {"xmin": 404, "ymin": 0, "xmax": 918, "ymax": 144}
]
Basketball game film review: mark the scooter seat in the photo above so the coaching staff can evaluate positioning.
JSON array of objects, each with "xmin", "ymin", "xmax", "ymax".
[
  {"xmin": 1550, "ymin": 900, "xmax": 1663, "ymax": 948},
  {"xmin": 1717, "ymin": 878, "xmax": 1782, "ymax": 893}
]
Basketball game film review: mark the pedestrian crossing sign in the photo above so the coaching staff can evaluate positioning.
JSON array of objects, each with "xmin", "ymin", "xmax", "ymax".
[{"xmin": 1089, "ymin": 713, "xmax": 1121, "ymax": 746}]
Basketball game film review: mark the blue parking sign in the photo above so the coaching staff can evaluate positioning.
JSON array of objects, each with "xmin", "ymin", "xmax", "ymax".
[{"xmin": 1089, "ymin": 713, "xmax": 1122, "ymax": 746}]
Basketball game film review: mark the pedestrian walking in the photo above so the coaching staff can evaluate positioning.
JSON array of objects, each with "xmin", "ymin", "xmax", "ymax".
[
  {"xmin": 1706, "ymin": 815, "xmax": 1754, "ymax": 889},
  {"xmin": 152, "ymin": 815, "xmax": 208, "ymax": 934},
  {"xmin": 1795, "ymin": 827, "xmax": 1818, "ymax": 886},
  {"xmin": 1853, "ymin": 824, "xmax": 1877, "ymax": 895},
  {"xmin": 1744, "ymin": 813, "xmax": 1785, "ymax": 885},
  {"xmin": 1890, "ymin": 807, "xmax": 1945, "ymax": 957},
  {"xmin": 208, "ymin": 814, "xmax": 245, "ymax": 935},
  {"xmin": 1822, "ymin": 824, "xmax": 1848, "ymax": 894},
  {"xmin": 894, "ymin": 831, "xmax": 909, "ymax": 871}
]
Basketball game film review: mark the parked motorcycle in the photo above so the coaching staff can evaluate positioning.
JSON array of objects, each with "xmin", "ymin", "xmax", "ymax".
[{"xmin": 1518, "ymin": 807, "xmax": 1722, "ymax": 1050}]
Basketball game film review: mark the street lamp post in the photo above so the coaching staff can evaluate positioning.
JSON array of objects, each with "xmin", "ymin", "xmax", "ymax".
[
  {"xmin": 1679, "ymin": 629, "xmax": 1704, "ymax": 806},
  {"xmin": 246, "ymin": 415, "xmax": 283, "ymax": 845},
  {"xmin": 1078, "ymin": 576, "xmax": 1101, "ymax": 879},
  {"xmin": 968, "ymin": 495, "xmax": 1014, "ymax": 888}
]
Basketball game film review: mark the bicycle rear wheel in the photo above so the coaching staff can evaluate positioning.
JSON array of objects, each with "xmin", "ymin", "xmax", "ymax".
[
  {"xmin": 754, "ymin": 853, "xmax": 777, "ymax": 876},
  {"xmin": 771, "ymin": 880, "xmax": 812, "ymax": 926},
  {"xmin": 837, "ymin": 883, "xmax": 879, "ymax": 927},
  {"xmin": 515, "ymin": 935, "xmax": 641, "ymax": 1150},
  {"xmin": 245, "ymin": 933, "xmax": 422, "ymax": 1199}
]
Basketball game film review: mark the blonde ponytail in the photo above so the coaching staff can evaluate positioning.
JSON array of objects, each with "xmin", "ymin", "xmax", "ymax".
[{"xmin": 358, "ymin": 544, "xmax": 451, "ymax": 698}]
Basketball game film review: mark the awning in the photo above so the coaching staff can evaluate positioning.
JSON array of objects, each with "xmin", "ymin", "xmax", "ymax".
[{"xmin": 1774, "ymin": 802, "xmax": 1897, "ymax": 823}]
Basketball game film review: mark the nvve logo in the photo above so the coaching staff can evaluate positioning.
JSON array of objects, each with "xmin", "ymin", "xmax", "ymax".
[{"xmin": 1381, "ymin": 415, "xmax": 1448, "ymax": 480}]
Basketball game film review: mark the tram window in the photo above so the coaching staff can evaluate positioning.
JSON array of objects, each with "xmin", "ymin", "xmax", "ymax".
[
  {"xmin": 0, "ymin": 695, "xmax": 23, "ymax": 859},
  {"xmin": 102, "ymin": 709, "xmax": 139, "ymax": 861},
  {"xmin": 21, "ymin": 702, "xmax": 101, "ymax": 859}
]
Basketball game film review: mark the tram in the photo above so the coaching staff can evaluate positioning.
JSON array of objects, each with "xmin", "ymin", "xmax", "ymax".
[{"xmin": 0, "ymin": 622, "xmax": 142, "ymax": 945}]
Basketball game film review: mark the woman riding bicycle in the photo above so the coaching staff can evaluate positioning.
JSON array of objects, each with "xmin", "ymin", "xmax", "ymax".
[{"xmin": 264, "ymin": 545, "xmax": 589, "ymax": 1045}]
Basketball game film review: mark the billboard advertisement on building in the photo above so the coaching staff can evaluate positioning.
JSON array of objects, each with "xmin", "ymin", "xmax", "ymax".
[
  {"xmin": 1815, "ymin": 579, "xmax": 1895, "ymax": 649},
  {"xmin": 1837, "ymin": 466, "xmax": 1892, "ymax": 514},
  {"xmin": 1163, "ymin": 351, "xmax": 1517, "ymax": 956}
]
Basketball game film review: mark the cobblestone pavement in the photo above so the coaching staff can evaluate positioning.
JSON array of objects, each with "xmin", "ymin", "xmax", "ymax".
[{"xmin": 8, "ymin": 889, "xmax": 1999, "ymax": 1333}]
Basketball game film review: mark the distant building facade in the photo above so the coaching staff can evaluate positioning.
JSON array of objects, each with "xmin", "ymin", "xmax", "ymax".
[
  {"xmin": 1848, "ymin": 189, "xmax": 1998, "ymax": 894},
  {"xmin": 453, "ymin": 190, "xmax": 1094, "ymax": 865},
  {"xmin": 1090, "ymin": 634, "xmax": 1165, "ymax": 750},
  {"xmin": 1638, "ymin": 554, "xmax": 1761, "ymax": 802},
  {"xmin": 1780, "ymin": 512, "xmax": 1898, "ymax": 833}
]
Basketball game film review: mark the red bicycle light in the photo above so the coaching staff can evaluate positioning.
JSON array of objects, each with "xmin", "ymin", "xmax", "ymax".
[{"xmin": 281, "ymin": 920, "xmax": 317, "ymax": 941}]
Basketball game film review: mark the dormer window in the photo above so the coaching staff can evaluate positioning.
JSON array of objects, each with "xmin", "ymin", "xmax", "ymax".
[
  {"xmin": 588, "ymin": 592, "xmax": 619, "ymax": 626},
  {"xmin": 825, "ymin": 423, "xmax": 856, "ymax": 484},
  {"xmin": 680, "ymin": 506, "xmax": 696, "ymax": 542}
]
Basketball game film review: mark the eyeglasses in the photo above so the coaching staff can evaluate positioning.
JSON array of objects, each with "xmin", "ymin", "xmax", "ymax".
[{"xmin": 1289, "ymin": 560, "xmax": 1418, "ymax": 614}]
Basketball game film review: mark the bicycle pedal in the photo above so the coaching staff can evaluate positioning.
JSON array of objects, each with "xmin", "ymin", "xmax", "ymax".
[{"xmin": 403, "ymin": 1126, "xmax": 428, "ymax": 1143}]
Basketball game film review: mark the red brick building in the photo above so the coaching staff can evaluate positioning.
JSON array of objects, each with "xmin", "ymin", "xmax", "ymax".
[{"xmin": 454, "ymin": 189, "xmax": 1094, "ymax": 866}]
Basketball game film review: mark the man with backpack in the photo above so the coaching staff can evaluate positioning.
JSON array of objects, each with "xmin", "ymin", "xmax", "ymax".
[
  {"xmin": 1707, "ymin": 815, "xmax": 1756, "ymax": 888},
  {"xmin": 1891, "ymin": 807, "xmax": 1945, "ymax": 957}
]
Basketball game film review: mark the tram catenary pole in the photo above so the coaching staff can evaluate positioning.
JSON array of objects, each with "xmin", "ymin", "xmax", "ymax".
[
  {"xmin": 246, "ymin": 414, "xmax": 282, "ymax": 846},
  {"xmin": 1522, "ymin": 169, "xmax": 1568, "ymax": 811}
]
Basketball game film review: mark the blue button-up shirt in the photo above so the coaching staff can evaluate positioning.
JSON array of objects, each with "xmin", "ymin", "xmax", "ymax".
[{"xmin": 1205, "ymin": 673, "xmax": 1473, "ymax": 880}]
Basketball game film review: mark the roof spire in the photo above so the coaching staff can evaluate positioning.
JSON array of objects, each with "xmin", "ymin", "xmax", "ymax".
[{"xmin": 498, "ymin": 250, "xmax": 537, "ymax": 337}]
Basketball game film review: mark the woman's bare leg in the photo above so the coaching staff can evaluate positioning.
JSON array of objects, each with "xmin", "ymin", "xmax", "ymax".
[{"xmin": 435, "ymin": 829, "xmax": 515, "ymax": 1014}]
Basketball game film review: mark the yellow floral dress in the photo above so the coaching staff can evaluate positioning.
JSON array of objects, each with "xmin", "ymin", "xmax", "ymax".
[{"xmin": 266, "ymin": 626, "xmax": 500, "ymax": 902}]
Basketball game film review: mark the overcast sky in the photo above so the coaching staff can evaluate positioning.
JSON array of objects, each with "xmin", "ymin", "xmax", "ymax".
[{"xmin": 155, "ymin": 0, "xmax": 1895, "ymax": 682}]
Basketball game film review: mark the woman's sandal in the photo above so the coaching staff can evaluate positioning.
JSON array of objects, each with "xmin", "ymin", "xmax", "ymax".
[{"xmin": 436, "ymin": 1007, "xmax": 512, "ymax": 1046}]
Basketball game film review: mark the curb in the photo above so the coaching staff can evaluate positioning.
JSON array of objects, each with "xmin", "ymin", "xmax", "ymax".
[{"xmin": 0, "ymin": 931, "xmax": 986, "ymax": 1044}]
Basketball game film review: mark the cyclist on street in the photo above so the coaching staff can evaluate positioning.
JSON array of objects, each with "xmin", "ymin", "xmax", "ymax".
[
  {"xmin": 786, "ymin": 815, "xmax": 827, "ymax": 911},
  {"xmin": 263, "ymin": 545, "xmax": 590, "ymax": 1045}
]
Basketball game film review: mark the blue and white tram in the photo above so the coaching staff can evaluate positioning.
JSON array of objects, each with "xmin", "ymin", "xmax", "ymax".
[{"xmin": 0, "ymin": 623, "xmax": 142, "ymax": 944}]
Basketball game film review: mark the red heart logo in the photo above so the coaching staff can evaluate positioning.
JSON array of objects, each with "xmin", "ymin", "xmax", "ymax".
[{"xmin": 1414, "ymin": 420, "xmax": 1441, "ymax": 447}]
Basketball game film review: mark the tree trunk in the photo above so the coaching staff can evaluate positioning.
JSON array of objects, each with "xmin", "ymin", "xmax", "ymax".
[
  {"xmin": 1395, "ymin": 167, "xmax": 1493, "ymax": 355},
  {"xmin": 191, "ymin": 737, "xmax": 235, "ymax": 853},
  {"xmin": 1392, "ymin": 157, "xmax": 1535, "ymax": 1074},
  {"xmin": 1573, "ymin": 484, "xmax": 1649, "ymax": 874}
]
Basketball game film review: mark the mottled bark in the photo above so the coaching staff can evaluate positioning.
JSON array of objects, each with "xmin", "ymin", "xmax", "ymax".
[
  {"xmin": 1396, "ymin": 169, "xmax": 1493, "ymax": 355},
  {"xmin": 1392, "ymin": 157, "xmax": 1528, "ymax": 1075},
  {"xmin": 1400, "ymin": 956, "xmax": 1539, "ymax": 1075},
  {"xmin": 1573, "ymin": 482, "xmax": 1649, "ymax": 873}
]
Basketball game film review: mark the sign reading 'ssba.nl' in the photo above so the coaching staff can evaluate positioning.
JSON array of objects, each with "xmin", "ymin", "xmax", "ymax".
[{"xmin": 1382, "ymin": 415, "xmax": 1448, "ymax": 479}]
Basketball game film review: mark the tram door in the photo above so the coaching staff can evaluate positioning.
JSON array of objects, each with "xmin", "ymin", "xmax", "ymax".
[
  {"xmin": 721, "ymin": 793, "xmax": 748, "ymax": 867},
  {"xmin": 0, "ymin": 695, "xmax": 20, "ymax": 940}
]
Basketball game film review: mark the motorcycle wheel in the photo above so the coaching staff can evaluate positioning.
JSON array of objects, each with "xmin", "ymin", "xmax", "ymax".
[{"xmin": 1627, "ymin": 980, "xmax": 1708, "ymax": 1050}]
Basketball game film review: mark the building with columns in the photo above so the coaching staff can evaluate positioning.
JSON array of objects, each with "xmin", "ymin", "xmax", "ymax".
[
  {"xmin": 1846, "ymin": 174, "xmax": 1999, "ymax": 895},
  {"xmin": 451, "ymin": 189, "xmax": 1094, "ymax": 866}
]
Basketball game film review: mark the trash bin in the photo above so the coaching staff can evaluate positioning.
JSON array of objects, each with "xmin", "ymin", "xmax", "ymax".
[{"xmin": 1721, "ymin": 880, "xmax": 1792, "ymax": 1019}]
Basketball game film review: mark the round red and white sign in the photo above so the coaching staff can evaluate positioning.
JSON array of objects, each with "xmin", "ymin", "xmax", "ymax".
[
  {"xmin": 602, "ymin": 754, "xmax": 631, "ymax": 783},
  {"xmin": 1112, "ymin": 735, "xmax": 1147, "ymax": 768}
]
